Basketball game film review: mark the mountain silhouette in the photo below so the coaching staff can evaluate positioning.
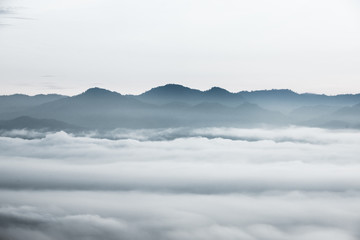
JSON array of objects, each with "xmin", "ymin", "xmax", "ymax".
[
  {"xmin": 0, "ymin": 84, "xmax": 360, "ymax": 130},
  {"xmin": 204, "ymin": 87, "xmax": 232, "ymax": 96},
  {"xmin": 238, "ymin": 90, "xmax": 360, "ymax": 112},
  {"xmin": 321, "ymin": 103, "xmax": 360, "ymax": 128},
  {"xmin": 141, "ymin": 84, "xmax": 201, "ymax": 97},
  {"xmin": 289, "ymin": 105, "xmax": 339, "ymax": 122},
  {"xmin": 0, "ymin": 93, "xmax": 66, "ymax": 115},
  {"xmin": 0, "ymin": 116, "xmax": 81, "ymax": 131},
  {"xmin": 76, "ymin": 87, "xmax": 125, "ymax": 99},
  {"xmin": 12, "ymin": 87, "xmax": 155, "ymax": 129},
  {"xmin": 137, "ymin": 84, "xmax": 243, "ymax": 106}
]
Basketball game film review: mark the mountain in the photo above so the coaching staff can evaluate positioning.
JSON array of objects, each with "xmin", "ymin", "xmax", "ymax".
[
  {"xmin": 1, "ymin": 85, "xmax": 360, "ymax": 130},
  {"xmin": 78, "ymin": 87, "xmax": 122, "ymax": 98},
  {"xmin": 136, "ymin": 84, "xmax": 243, "ymax": 106},
  {"xmin": 333, "ymin": 102, "xmax": 360, "ymax": 116},
  {"xmin": 289, "ymin": 105, "xmax": 340, "ymax": 122},
  {"xmin": 139, "ymin": 84, "xmax": 202, "ymax": 99},
  {"xmin": 0, "ymin": 93, "xmax": 66, "ymax": 116},
  {"xmin": 138, "ymin": 85, "xmax": 360, "ymax": 113},
  {"xmin": 0, "ymin": 116, "xmax": 81, "ymax": 132},
  {"xmin": 45, "ymin": 87, "xmax": 148, "ymax": 109},
  {"xmin": 154, "ymin": 101, "xmax": 288, "ymax": 128},
  {"xmin": 0, "ymin": 87, "xmax": 287, "ymax": 129},
  {"xmin": 297, "ymin": 103, "xmax": 360, "ymax": 129},
  {"xmin": 325, "ymin": 103, "xmax": 360, "ymax": 127},
  {"xmin": 11, "ymin": 87, "xmax": 156, "ymax": 129},
  {"xmin": 238, "ymin": 90, "xmax": 360, "ymax": 113}
]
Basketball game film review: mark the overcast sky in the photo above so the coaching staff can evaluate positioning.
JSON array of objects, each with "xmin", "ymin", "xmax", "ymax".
[{"xmin": 1, "ymin": 0, "xmax": 360, "ymax": 95}]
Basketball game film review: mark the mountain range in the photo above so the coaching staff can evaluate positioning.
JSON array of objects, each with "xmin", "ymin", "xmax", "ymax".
[{"xmin": 0, "ymin": 84, "xmax": 359, "ymax": 132}]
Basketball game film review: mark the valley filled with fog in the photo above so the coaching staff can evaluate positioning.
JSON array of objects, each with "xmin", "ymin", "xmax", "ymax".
[
  {"xmin": 1, "ymin": 85, "xmax": 360, "ymax": 239},
  {"xmin": 2, "ymin": 0, "xmax": 360, "ymax": 238},
  {"xmin": 0, "ymin": 127, "xmax": 360, "ymax": 240}
]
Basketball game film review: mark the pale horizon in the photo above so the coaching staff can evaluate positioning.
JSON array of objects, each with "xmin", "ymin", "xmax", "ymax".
[
  {"xmin": 2, "ymin": 83, "xmax": 360, "ymax": 97},
  {"xmin": 1, "ymin": 0, "xmax": 360, "ymax": 96}
]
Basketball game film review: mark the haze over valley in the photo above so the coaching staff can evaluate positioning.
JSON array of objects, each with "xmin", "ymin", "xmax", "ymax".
[
  {"xmin": 1, "ymin": 84, "xmax": 360, "ymax": 135},
  {"xmin": 1, "ymin": 85, "xmax": 360, "ymax": 240},
  {"xmin": 1, "ymin": 0, "xmax": 360, "ymax": 239}
]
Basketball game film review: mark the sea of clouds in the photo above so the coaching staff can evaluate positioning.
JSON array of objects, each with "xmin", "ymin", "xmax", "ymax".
[{"xmin": 0, "ymin": 127, "xmax": 359, "ymax": 240}]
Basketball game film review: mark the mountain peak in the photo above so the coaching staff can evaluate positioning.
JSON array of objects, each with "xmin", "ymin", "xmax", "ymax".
[
  {"xmin": 163, "ymin": 83, "xmax": 187, "ymax": 88},
  {"xmin": 141, "ymin": 84, "xmax": 201, "ymax": 97},
  {"xmin": 205, "ymin": 87, "xmax": 231, "ymax": 95},
  {"xmin": 157, "ymin": 84, "xmax": 192, "ymax": 92},
  {"xmin": 84, "ymin": 87, "xmax": 116, "ymax": 94},
  {"xmin": 80, "ymin": 87, "xmax": 121, "ymax": 97}
]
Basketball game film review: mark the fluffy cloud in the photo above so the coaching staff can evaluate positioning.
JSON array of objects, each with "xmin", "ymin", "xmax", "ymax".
[
  {"xmin": 0, "ymin": 127, "xmax": 359, "ymax": 239},
  {"xmin": 0, "ymin": 191, "xmax": 359, "ymax": 240}
]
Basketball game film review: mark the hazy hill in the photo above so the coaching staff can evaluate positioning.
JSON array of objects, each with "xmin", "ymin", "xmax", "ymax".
[
  {"xmin": 0, "ymin": 84, "xmax": 359, "ymax": 130},
  {"xmin": 0, "ymin": 94, "xmax": 66, "ymax": 115},
  {"xmin": 15, "ymin": 88, "xmax": 156, "ymax": 129},
  {"xmin": 324, "ymin": 103, "xmax": 360, "ymax": 128},
  {"xmin": 333, "ymin": 103, "xmax": 360, "ymax": 116},
  {"xmin": 238, "ymin": 90, "xmax": 360, "ymax": 113},
  {"xmin": 296, "ymin": 103, "xmax": 360, "ymax": 129},
  {"xmin": 138, "ymin": 85, "xmax": 360, "ymax": 113},
  {"xmin": 38, "ymin": 87, "xmax": 149, "ymax": 110},
  {"xmin": 136, "ymin": 84, "xmax": 244, "ymax": 106},
  {"xmin": 289, "ymin": 105, "xmax": 340, "ymax": 122},
  {"xmin": 0, "ymin": 116, "xmax": 81, "ymax": 131},
  {"xmin": 0, "ymin": 87, "xmax": 287, "ymax": 129}
]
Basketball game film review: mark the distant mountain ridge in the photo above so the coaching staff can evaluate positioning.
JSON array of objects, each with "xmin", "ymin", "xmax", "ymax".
[
  {"xmin": 136, "ymin": 84, "xmax": 360, "ymax": 111},
  {"xmin": 0, "ymin": 116, "xmax": 81, "ymax": 131},
  {"xmin": 3, "ymin": 85, "xmax": 360, "ymax": 107},
  {"xmin": 0, "ymin": 93, "xmax": 66, "ymax": 114},
  {"xmin": 0, "ymin": 84, "xmax": 359, "ymax": 130},
  {"xmin": 81, "ymin": 87, "xmax": 121, "ymax": 97},
  {"xmin": 136, "ymin": 84, "xmax": 243, "ymax": 106}
]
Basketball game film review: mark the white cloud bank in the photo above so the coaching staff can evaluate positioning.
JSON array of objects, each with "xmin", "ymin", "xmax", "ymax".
[{"xmin": 0, "ymin": 127, "xmax": 359, "ymax": 239}]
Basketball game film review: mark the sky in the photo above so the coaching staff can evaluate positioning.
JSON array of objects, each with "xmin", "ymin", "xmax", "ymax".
[{"xmin": 1, "ymin": 0, "xmax": 360, "ymax": 95}]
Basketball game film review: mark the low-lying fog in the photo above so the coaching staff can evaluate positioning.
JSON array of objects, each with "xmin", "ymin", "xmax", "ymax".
[{"xmin": 1, "ymin": 127, "xmax": 359, "ymax": 240}]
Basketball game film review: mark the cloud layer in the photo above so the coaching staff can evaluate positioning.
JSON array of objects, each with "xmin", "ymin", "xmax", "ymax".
[{"xmin": 0, "ymin": 127, "xmax": 359, "ymax": 239}]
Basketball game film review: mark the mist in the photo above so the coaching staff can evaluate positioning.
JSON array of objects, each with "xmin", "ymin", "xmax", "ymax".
[
  {"xmin": 0, "ymin": 127, "xmax": 359, "ymax": 240},
  {"xmin": 2, "ymin": 0, "xmax": 360, "ymax": 238}
]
